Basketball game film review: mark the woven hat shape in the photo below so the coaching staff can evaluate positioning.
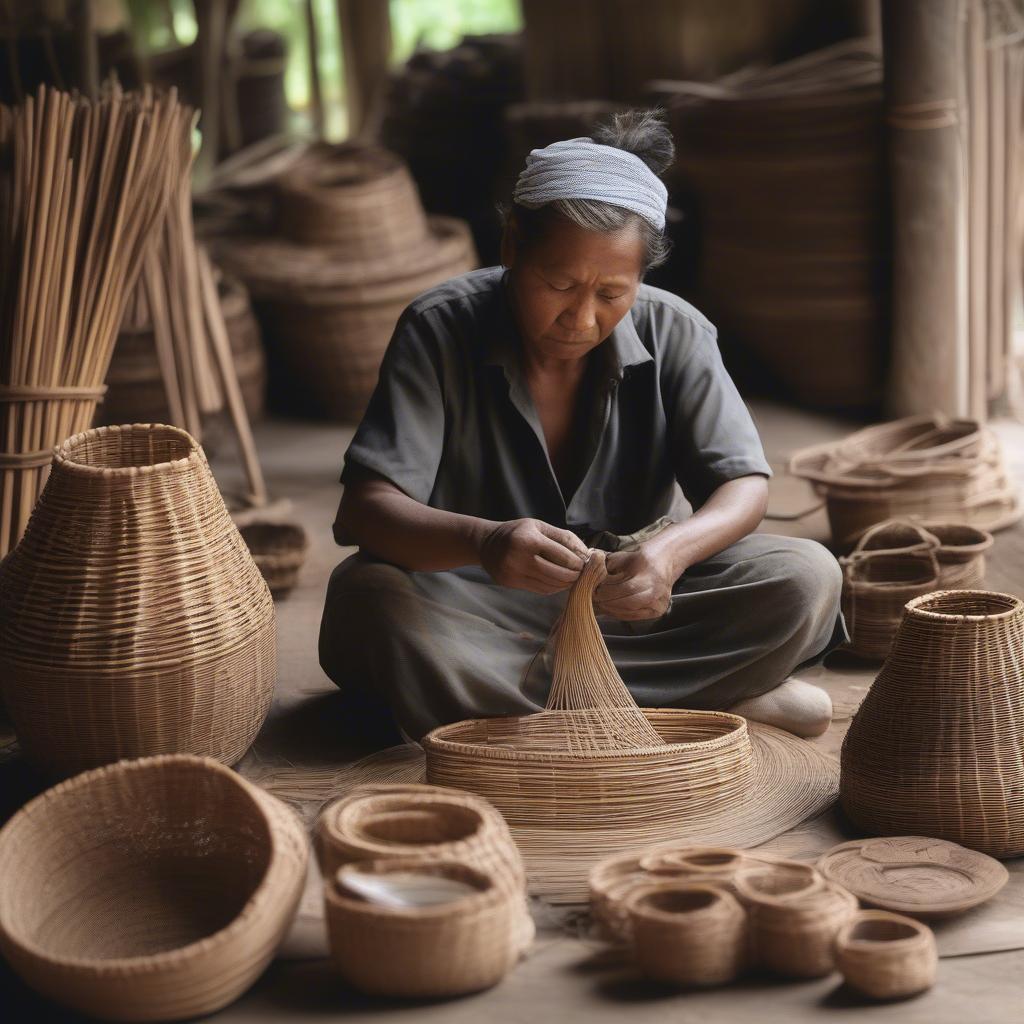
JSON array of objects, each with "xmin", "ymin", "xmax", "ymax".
[
  {"xmin": 0, "ymin": 424, "xmax": 276, "ymax": 777},
  {"xmin": 0, "ymin": 755, "xmax": 309, "ymax": 1021},
  {"xmin": 841, "ymin": 589, "xmax": 1024, "ymax": 857}
]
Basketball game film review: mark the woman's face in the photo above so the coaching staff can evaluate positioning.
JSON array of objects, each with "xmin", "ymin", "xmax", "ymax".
[{"xmin": 504, "ymin": 216, "xmax": 646, "ymax": 364}]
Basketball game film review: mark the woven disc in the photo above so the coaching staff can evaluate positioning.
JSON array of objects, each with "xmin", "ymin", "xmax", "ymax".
[
  {"xmin": 818, "ymin": 837, "xmax": 1009, "ymax": 918},
  {"xmin": 326, "ymin": 720, "xmax": 839, "ymax": 903}
]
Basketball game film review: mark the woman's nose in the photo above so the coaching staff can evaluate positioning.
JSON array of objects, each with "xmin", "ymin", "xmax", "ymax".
[{"xmin": 561, "ymin": 294, "xmax": 597, "ymax": 332}]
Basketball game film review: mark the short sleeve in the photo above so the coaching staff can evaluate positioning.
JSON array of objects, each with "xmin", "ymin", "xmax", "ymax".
[
  {"xmin": 341, "ymin": 307, "xmax": 445, "ymax": 504},
  {"xmin": 657, "ymin": 310, "xmax": 772, "ymax": 510}
]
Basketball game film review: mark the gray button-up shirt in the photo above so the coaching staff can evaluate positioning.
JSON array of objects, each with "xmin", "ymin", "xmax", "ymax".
[{"xmin": 341, "ymin": 267, "xmax": 771, "ymax": 538}]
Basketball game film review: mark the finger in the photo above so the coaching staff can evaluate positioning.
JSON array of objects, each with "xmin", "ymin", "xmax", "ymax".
[
  {"xmin": 535, "ymin": 522, "xmax": 590, "ymax": 560},
  {"xmin": 595, "ymin": 576, "xmax": 649, "ymax": 602},
  {"xmin": 596, "ymin": 588, "xmax": 661, "ymax": 619},
  {"xmin": 530, "ymin": 553, "xmax": 581, "ymax": 587},
  {"xmin": 519, "ymin": 572, "xmax": 570, "ymax": 595},
  {"xmin": 532, "ymin": 532, "xmax": 586, "ymax": 571}
]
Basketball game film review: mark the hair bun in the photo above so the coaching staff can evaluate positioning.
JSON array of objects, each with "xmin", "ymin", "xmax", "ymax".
[{"xmin": 592, "ymin": 109, "xmax": 675, "ymax": 176}]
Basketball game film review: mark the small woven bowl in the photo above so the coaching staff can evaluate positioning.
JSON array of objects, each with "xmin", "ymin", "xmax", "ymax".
[
  {"xmin": 836, "ymin": 910, "xmax": 937, "ymax": 1000},
  {"xmin": 627, "ymin": 882, "xmax": 747, "ymax": 987},
  {"xmin": 239, "ymin": 521, "xmax": 309, "ymax": 595},
  {"xmin": 325, "ymin": 858, "xmax": 519, "ymax": 998},
  {"xmin": 0, "ymin": 755, "xmax": 309, "ymax": 1021}
]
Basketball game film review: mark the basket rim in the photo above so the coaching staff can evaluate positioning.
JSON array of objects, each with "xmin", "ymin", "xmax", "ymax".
[
  {"xmin": 54, "ymin": 423, "xmax": 200, "ymax": 478},
  {"xmin": 836, "ymin": 909, "xmax": 932, "ymax": 951},
  {"xmin": 904, "ymin": 588, "xmax": 1023, "ymax": 622},
  {"xmin": 625, "ymin": 880, "xmax": 737, "ymax": 921},
  {"xmin": 421, "ymin": 708, "xmax": 748, "ymax": 764},
  {"xmin": 0, "ymin": 754, "xmax": 293, "ymax": 975}
]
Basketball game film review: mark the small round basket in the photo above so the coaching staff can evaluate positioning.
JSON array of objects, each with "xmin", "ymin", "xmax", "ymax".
[
  {"xmin": 835, "ymin": 910, "xmax": 937, "ymax": 1000},
  {"xmin": 626, "ymin": 882, "xmax": 746, "ymax": 987},
  {"xmin": 0, "ymin": 755, "xmax": 309, "ymax": 1021},
  {"xmin": 239, "ymin": 521, "xmax": 309, "ymax": 595},
  {"xmin": 325, "ymin": 858, "xmax": 519, "ymax": 998}
]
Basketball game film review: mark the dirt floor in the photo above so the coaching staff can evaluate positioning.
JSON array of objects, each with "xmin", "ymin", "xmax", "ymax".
[{"xmin": 3, "ymin": 401, "xmax": 1023, "ymax": 1022}]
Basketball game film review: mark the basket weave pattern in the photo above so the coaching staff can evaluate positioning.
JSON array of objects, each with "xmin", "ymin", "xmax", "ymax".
[
  {"xmin": 835, "ymin": 911, "xmax": 937, "ymax": 1000},
  {"xmin": 0, "ymin": 424, "xmax": 276, "ymax": 776}
]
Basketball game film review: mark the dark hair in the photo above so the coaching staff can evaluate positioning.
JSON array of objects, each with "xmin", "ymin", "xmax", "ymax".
[{"xmin": 503, "ymin": 109, "xmax": 675, "ymax": 272}]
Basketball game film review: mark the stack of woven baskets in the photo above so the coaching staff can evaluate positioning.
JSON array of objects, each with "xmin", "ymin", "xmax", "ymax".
[{"xmin": 215, "ymin": 144, "xmax": 477, "ymax": 423}]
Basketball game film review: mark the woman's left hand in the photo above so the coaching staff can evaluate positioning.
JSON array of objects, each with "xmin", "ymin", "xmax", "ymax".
[{"xmin": 593, "ymin": 544, "xmax": 676, "ymax": 621}]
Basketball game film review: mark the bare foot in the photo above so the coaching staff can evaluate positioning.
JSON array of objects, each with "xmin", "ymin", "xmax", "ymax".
[{"xmin": 727, "ymin": 678, "xmax": 832, "ymax": 738}]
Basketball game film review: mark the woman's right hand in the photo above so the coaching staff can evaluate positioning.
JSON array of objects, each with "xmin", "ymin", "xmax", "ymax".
[{"xmin": 479, "ymin": 518, "xmax": 589, "ymax": 594}]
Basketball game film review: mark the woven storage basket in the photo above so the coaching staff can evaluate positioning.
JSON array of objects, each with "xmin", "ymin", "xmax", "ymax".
[
  {"xmin": 841, "ymin": 590, "xmax": 1024, "ymax": 857},
  {"xmin": 789, "ymin": 415, "xmax": 1021, "ymax": 549},
  {"xmin": 0, "ymin": 755, "xmax": 308, "ymax": 1021},
  {"xmin": 0, "ymin": 424, "xmax": 276, "ymax": 777},
  {"xmin": 626, "ymin": 882, "xmax": 747, "ymax": 987},
  {"xmin": 590, "ymin": 846, "xmax": 777, "ymax": 943},
  {"xmin": 835, "ymin": 911, "xmax": 937, "ymax": 1000},
  {"xmin": 325, "ymin": 858, "xmax": 519, "ymax": 998},
  {"xmin": 239, "ymin": 521, "xmax": 309, "ymax": 596},
  {"xmin": 277, "ymin": 144, "xmax": 430, "ymax": 255},
  {"xmin": 735, "ymin": 866, "xmax": 858, "ymax": 978},
  {"xmin": 316, "ymin": 784, "xmax": 533, "ymax": 952}
]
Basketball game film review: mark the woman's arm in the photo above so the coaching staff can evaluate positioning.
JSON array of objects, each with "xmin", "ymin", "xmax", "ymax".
[
  {"xmin": 336, "ymin": 467, "xmax": 589, "ymax": 593},
  {"xmin": 594, "ymin": 474, "xmax": 769, "ymax": 620}
]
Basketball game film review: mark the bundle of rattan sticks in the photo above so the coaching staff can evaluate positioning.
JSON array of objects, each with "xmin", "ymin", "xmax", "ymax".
[{"xmin": 0, "ymin": 84, "xmax": 193, "ymax": 556}]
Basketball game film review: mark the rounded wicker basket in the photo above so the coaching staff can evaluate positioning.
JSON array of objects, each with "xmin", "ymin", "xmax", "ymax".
[
  {"xmin": 325, "ymin": 858, "xmax": 520, "ymax": 998},
  {"xmin": 835, "ymin": 911, "xmax": 937, "ymax": 1000},
  {"xmin": 626, "ymin": 882, "xmax": 747, "ymax": 987},
  {"xmin": 841, "ymin": 590, "xmax": 1024, "ymax": 857},
  {"xmin": 316, "ymin": 784, "xmax": 532, "ymax": 952},
  {"xmin": 0, "ymin": 424, "xmax": 276, "ymax": 777},
  {"xmin": 0, "ymin": 755, "xmax": 309, "ymax": 1021},
  {"xmin": 239, "ymin": 521, "xmax": 309, "ymax": 596},
  {"xmin": 735, "ymin": 865, "xmax": 857, "ymax": 978}
]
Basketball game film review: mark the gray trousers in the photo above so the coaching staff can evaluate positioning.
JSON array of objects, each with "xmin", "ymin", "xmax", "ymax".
[{"xmin": 318, "ymin": 532, "xmax": 846, "ymax": 741}]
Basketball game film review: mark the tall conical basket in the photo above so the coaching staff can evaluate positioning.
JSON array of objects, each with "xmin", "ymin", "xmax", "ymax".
[
  {"xmin": 840, "ymin": 590, "xmax": 1024, "ymax": 857},
  {"xmin": 0, "ymin": 424, "xmax": 276, "ymax": 777}
]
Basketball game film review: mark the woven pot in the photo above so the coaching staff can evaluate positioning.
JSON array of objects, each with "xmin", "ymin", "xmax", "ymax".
[
  {"xmin": 736, "ymin": 866, "xmax": 857, "ymax": 978},
  {"xmin": 239, "ymin": 521, "xmax": 309, "ymax": 596},
  {"xmin": 835, "ymin": 911, "xmax": 937, "ymax": 1000},
  {"xmin": 790, "ymin": 415, "xmax": 1020, "ymax": 549},
  {"xmin": 627, "ymin": 882, "xmax": 746, "ymax": 987},
  {"xmin": 325, "ymin": 859, "xmax": 520, "ymax": 998},
  {"xmin": 0, "ymin": 424, "xmax": 276, "ymax": 777},
  {"xmin": 0, "ymin": 755, "xmax": 308, "ymax": 1021},
  {"xmin": 277, "ymin": 144, "xmax": 430, "ymax": 255},
  {"xmin": 841, "ymin": 590, "xmax": 1024, "ymax": 857},
  {"xmin": 316, "ymin": 784, "xmax": 532, "ymax": 953}
]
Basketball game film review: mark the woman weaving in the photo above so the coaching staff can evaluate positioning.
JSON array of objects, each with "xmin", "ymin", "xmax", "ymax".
[{"xmin": 320, "ymin": 111, "xmax": 845, "ymax": 742}]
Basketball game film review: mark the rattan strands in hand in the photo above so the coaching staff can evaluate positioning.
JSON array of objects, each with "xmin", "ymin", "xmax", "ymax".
[
  {"xmin": 325, "ymin": 859, "xmax": 520, "ymax": 998},
  {"xmin": 841, "ymin": 590, "xmax": 1024, "ymax": 858},
  {"xmin": 0, "ymin": 424, "xmax": 276, "ymax": 777},
  {"xmin": 835, "ymin": 911, "xmax": 937, "ymax": 1000},
  {"xmin": 316, "ymin": 784, "xmax": 533, "ymax": 952},
  {"xmin": 0, "ymin": 755, "xmax": 308, "ymax": 1022}
]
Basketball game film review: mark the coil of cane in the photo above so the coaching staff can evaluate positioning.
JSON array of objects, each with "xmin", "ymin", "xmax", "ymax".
[
  {"xmin": 239, "ymin": 521, "xmax": 309, "ymax": 596},
  {"xmin": 0, "ymin": 424, "xmax": 276, "ymax": 777},
  {"xmin": 0, "ymin": 755, "xmax": 309, "ymax": 1022},
  {"xmin": 589, "ymin": 846, "xmax": 777, "ymax": 942},
  {"xmin": 789, "ymin": 415, "xmax": 1021, "ymax": 549},
  {"xmin": 835, "ymin": 911, "xmax": 937, "ymax": 1000},
  {"xmin": 325, "ymin": 859, "xmax": 519, "ymax": 998},
  {"xmin": 626, "ymin": 882, "xmax": 747, "ymax": 987},
  {"xmin": 735, "ymin": 865, "xmax": 857, "ymax": 978},
  {"xmin": 316, "ymin": 784, "xmax": 532, "ymax": 952},
  {"xmin": 841, "ymin": 590, "xmax": 1024, "ymax": 857}
]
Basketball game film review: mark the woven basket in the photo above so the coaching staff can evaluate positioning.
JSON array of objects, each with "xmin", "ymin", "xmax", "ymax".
[
  {"xmin": 589, "ymin": 846, "xmax": 776, "ymax": 943},
  {"xmin": 0, "ymin": 424, "xmax": 276, "ymax": 777},
  {"xmin": 0, "ymin": 384, "xmax": 107, "ymax": 558},
  {"xmin": 736, "ymin": 866, "xmax": 858, "ymax": 978},
  {"xmin": 627, "ymin": 882, "xmax": 747, "ymax": 987},
  {"xmin": 835, "ymin": 911, "xmax": 937, "ymax": 1000},
  {"xmin": 239, "ymin": 521, "xmax": 309, "ymax": 595},
  {"xmin": 789, "ymin": 415, "xmax": 1021, "ymax": 549},
  {"xmin": 0, "ymin": 755, "xmax": 308, "ymax": 1021},
  {"xmin": 841, "ymin": 590, "xmax": 1024, "ymax": 857},
  {"xmin": 325, "ymin": 858, "xmax": 520, "ymax": 998},
  {"xmin": 316, "ymin": 784, "xmax": 533, "ymax": 952},
  {"xmin": 277, "ymin": 144, "xmax": 430, "ymax": 255}
]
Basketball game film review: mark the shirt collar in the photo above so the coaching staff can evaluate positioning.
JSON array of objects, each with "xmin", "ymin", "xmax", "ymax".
[{"xmin": 485, "ymin": 269, "xmax": 653, "ymax": 380}]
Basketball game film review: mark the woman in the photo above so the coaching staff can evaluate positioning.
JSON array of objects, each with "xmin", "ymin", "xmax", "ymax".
[{"xmin": 319, "ymin": 111, "xmax": 845, "ymax": 742}]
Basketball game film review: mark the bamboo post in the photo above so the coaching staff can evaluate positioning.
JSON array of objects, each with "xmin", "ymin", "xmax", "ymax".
[
  {"xmin": 304, "ymin": 0, "xmax": 325, "ymax": 139},
  {"xmin": 335, "ymin": 0, "xmax": 392, "ymax": 141}
]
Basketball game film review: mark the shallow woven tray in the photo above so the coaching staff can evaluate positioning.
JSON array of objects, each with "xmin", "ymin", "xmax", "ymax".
[{"xmin": 818, "ymin": 836, "xmax": 1009, "ymax": 918}]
